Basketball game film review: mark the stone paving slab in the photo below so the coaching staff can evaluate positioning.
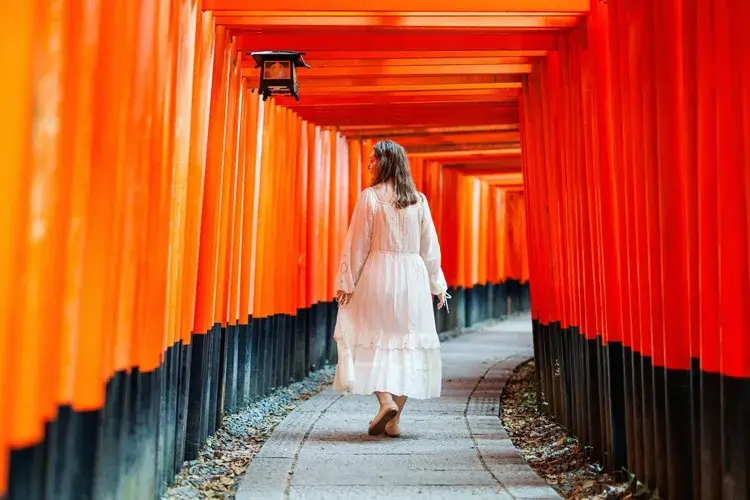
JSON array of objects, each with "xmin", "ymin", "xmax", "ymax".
[
  {"xmin": 256, "ymin": 410, "xmax": 319, "ymax": 458},
  {"xmin": 300, "ymin": 439, "xmax": 474, "ymax": 457},
  {"xmin": 293, "ymin": 391, "xmax": 343, "ymax": 413},
  {"xmin": 292, "ymin": 469, "xmax": 498, "ymax": 487},
  {"xmin": 236, "ymin": 457, "xmax": 294, "ymax": 500},
  {"xmin": 237, "ymin": 314, "xmax": 561, "ymax": 500},
  {"xmin": 288, "ymin": 485, "xmax": 514, "ymax": 500}
]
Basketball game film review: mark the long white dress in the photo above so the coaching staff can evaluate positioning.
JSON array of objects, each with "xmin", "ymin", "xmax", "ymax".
[{"xmin": 333, "ymin": 187, "xmax": 448, "ymax": 400}]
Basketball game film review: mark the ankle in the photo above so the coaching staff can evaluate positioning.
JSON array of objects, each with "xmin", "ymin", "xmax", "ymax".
[
  {"xmin": 375, "ymin": 391, "xmax": 396, "ymax": 407},
  {"xmin": 381, "ymin": 400, "xmax": 398, "ymax": 410}
]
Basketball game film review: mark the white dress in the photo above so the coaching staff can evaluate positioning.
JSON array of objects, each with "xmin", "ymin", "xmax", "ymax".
[{"xmin": 333, "ymin": 187, "xmax": 448, "ymax": 400}]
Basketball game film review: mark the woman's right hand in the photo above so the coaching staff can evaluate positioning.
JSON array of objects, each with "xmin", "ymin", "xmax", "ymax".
[{"xmin": 436, "ymin": 292, "xmax": 446, "ymax": 310}]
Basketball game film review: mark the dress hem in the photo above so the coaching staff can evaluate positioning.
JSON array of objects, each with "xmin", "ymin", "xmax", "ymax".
[
  {"xmin": 333, "ymin": 343, "xmax": 442, "ymax": 400},
  {"xmin": 332, "ymin": 383, "xmax": 442, "ymax": 400}
]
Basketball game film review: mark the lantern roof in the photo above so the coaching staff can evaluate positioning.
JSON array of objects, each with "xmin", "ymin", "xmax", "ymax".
[{"xmin": 249, "ymin": 51, "xmax": 311, "ymax": 69}]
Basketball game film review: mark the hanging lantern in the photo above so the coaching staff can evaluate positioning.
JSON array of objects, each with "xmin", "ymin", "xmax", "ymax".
[{"xmin": 249, "ymin": 51, "xmax": 311, "ymax": 101}]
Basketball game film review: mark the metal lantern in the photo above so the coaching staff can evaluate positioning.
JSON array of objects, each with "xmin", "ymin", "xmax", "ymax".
[{"xmin": 249, "ymin": 51, "xmax": 311, "ymax": 101}]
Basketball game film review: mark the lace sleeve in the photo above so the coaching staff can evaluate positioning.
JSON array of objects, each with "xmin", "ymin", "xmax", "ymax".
[
  {"xmin": 337, "ymin": 188, "xmax": 376, "ymax": 294},
  {"xmin": 419, "ymin": 194, "xmax": 448, "ymax": 295}
]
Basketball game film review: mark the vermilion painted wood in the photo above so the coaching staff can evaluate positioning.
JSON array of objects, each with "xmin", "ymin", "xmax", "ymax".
[
  {"xmin": 395, "ymin": 131, "xmax": 520, "ymax": 146},
  {"xmin": 715, "ymin": 0, "xmax": 750, "ymax": 378},
  {"xmin": 203, "ymin": 0, "xmax": 591, "ymax": 12},
  {"xmin": 338, "ymin": 124, "xmax": 519, "ymax": 137},
  {"xmin": 234, "ymin": 31, "xmax": 559, "ymax": 52},
  {"xmin": 274, "ymin": 50, "xmax": 549, "ymax": 60},
  {"xmin": 215, "ymin": 13, "xmax": 581, "ymax": 30},
  {"xmin": 3, "ymin": 0, "xmax": 44, "ymax": 454},
  {"xmin": 195, "ymin": 27, "xmax": 230, "ymax": 332},
  {"xmin": 243, "ymin": 63, "xmax": 532, "ymax": 77},
  {"xmin": 450, "ymin": 166, "xmax": 523, "ymax": 176},
  {"xmin": 245, "ymin": 73, "xmax": 524, "ymax": 87},
  {"xmin": 294, "ymin": 108, "xmax": 518, "ymax": 124},
  {"xmin": 297, "ymin": 111, "xmax": 520, "ymax": 127},
  {"xmin": 293, "ymin": 82, "xmax": 523, "ymax": 94},
  {"xmin": 274, "ymin": 91, "xmax": 520, "ymax": 107},
  {"xmin": 214, "ymin": 41, "xmax": 241, "ymax": 327},
  {"xmin": 294, "ymin": 56, "xmax": 534, "ymax": 67},
  {"xmin": 409, "ymin": 148, "xmax": 520, "ymax": 159}
]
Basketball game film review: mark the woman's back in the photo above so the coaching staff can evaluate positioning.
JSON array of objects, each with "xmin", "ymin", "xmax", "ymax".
[{"xmin": 368, "ymin": 185, "xmax": 424, "ymax": 255}]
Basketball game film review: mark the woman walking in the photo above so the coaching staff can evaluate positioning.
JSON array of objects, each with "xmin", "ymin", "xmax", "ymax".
[{"xmin": 333, "ymin": 139, "xmax": 449, "ymax": 437}]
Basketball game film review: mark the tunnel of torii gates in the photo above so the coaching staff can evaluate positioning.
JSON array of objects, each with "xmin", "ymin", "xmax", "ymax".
[{"xmin": 1, "ymin": 0, "xmax": 749, "ymax": 499}]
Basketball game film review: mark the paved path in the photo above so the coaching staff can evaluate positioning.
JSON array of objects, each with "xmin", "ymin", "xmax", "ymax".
[{"xmin": 237, "ymin": 314, "xmax": 560, "ymax": 500}]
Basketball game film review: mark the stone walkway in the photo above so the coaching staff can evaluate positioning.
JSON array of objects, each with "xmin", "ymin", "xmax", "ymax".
[{"xmin": 236, "ymin": 314, "xmax": 560, "ymax": 500}]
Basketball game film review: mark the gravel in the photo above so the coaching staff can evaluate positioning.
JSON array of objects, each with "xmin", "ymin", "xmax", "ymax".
[{"xmin": 163, "ymin": 366, "xmax": 336, "ymax": 500}]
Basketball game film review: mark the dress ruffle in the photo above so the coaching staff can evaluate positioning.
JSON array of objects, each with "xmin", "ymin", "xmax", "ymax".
[{"xmin": 333, "ymin": 343, "xmax": 442, "ymax": 400}]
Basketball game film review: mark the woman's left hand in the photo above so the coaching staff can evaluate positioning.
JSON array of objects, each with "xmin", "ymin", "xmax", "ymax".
[{"xmin": 336, "ymin": 290, "xmax": 353, "ymax": 307}]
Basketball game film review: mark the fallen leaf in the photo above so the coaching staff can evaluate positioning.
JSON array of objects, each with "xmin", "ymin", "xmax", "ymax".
[{"xmin": 500, "ymin": 361, "xmax": 632, "ymax": 500}]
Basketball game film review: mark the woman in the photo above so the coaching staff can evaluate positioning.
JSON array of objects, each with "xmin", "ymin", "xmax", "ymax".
[{"xmin": 333, "ymin": 139, "xmax": 449, "ymax": 437}]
